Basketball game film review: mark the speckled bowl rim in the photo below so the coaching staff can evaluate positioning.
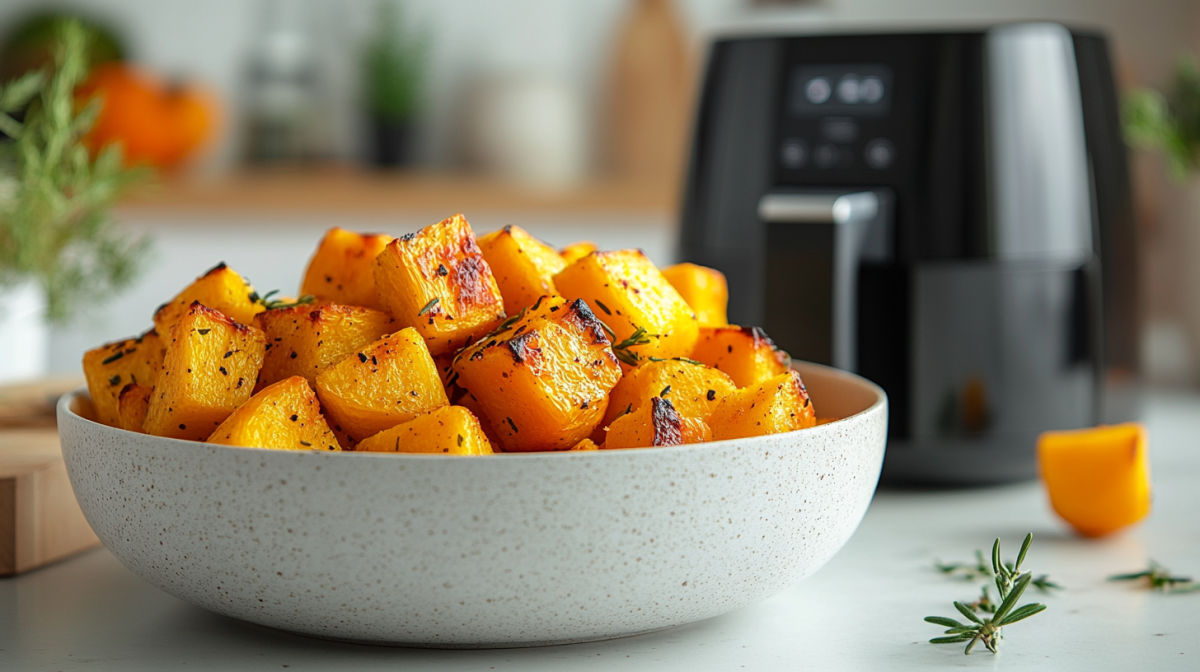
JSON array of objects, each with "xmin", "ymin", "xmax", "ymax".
[{"xmin": 58, "ymin": 360, "xmax": 886, "ymax": 459}]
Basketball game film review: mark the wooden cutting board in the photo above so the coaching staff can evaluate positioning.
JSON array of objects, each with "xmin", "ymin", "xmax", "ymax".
[{"xmin": 0, "ymin": 378, "xmax": 100, "ymax": 576}]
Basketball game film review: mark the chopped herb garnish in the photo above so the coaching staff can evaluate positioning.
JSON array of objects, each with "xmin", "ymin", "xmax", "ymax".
[
  {"xmin": 611, "ymin": 326, "xmax": 652, "ymax": 367},
  {"xmin": 660, "ymin": 385, "xmax": 671, "ymax": 398},
  {"xmin": 506, "ymin": 417, "xmax": 519, "ymax": 433},
  {"xmin": 108, "ymin": 374, "xmax": 121, "ymax": 386},
  {"xmin": 101, "ymin": 351, "xmax": 125, "ymax": 365},
  {"xmin": 300, "ymin": 440, "xmax": 312, "ymax": 447},
  {"xmin": 197, "ymin": 329, "xmax": 211, "ymax": 336},
  {"xmin": 256, "ymin": 290, "xmax": 316, "ymax": 311},
  {"xmin": 457, "ymin": 434, "xmax": 464, "ymax": 447},
  {"xmin": 418, "ymin": 298, "xmax": 440, "ymax": 316},
  {"xmin": 594, "ymin": 299, "xmax": 612, "ymax": 315}
]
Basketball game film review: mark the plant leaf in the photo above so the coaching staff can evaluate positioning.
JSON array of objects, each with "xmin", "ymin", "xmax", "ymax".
[
  {"xmin": 924, "ymin": 616, "xmax": 966, "ymax": 628},
  {"xmin": 954, "ymin": 601, "xmax": 984, "ymax": 625},
  {"xmin": 998, "ymin": 602, "xmax": 1047, "ymax": 626}
]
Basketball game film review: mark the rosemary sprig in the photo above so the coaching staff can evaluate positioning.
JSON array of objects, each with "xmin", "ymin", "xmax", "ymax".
[
  {"xmin": 611, "ymin": 326, "xmax": 652, "ymax": 367},
  {"xmin": 936, "ymin": 541, "xmax": 1062, "ymax": 593},
  {"xmin": 254, "ymin": 290, "xmax": 316, "ymax": 310},
  {"xmin": 925, "ymin": 534, "xmax": 1048, "ymax": 655},
  {"xmin": 1109, "ymin": 560, "xmax": 1199, "ymax": 593},
  {"xmin": 417, "ymin": 297, "xmax": 440, "ymax": 316}
]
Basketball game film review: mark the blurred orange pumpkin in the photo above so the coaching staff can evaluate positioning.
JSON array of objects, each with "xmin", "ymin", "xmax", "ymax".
[{"xmin": 76, "ymin": 63, "xmax": 218, "ymax": 170}]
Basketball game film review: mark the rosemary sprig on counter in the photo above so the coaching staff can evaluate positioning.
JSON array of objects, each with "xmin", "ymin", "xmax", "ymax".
[
  {"xmin": 925, "ymin": 534, "xmax": 1048, "ymax": 654},
  {"xmin": 1109, "ymin": 560, "xmax": 1199, "ymax": 593},
  {"xmin": 937, "ymin": 543, "xmax": 1062, "ymax": 593}
]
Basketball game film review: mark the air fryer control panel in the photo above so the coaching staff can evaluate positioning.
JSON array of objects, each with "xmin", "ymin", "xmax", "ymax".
[{"xmin": 780, "ymin": 64, "xmax": 896, "ymax": 171}]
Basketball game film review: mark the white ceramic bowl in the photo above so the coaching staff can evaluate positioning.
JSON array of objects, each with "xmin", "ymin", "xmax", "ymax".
[{"xmin": 59, "ymin": 362, "xmax": 886, "ymax": 648}]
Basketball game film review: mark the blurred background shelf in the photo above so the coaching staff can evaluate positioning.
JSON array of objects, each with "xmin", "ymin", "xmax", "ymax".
[{"xmin": 119, "ymin": 169, "xmax": 679, "ymax": 219}]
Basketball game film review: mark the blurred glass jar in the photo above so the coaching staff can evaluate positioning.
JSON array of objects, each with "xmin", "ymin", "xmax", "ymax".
[
  {"xmin": 466, "ymin": 74, "xmax": 587, "ymax": 190},
  {"xmin": 243, "ymin": 0, "xmax": 321, "ymax": 164}
]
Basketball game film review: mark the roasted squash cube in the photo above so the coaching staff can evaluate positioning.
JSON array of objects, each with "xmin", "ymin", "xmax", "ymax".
[
  {"xmin": 559, "ymin": 240, "xmax": 598, "ymax": 265},
  {"xmin": 605, "ymin": 397, "xmax": 710, "ymax": 449},
  {"xmin": 143, "ymin": 303, "xmax": 267, "ymax": 441},
  {"xmin": 300, "ymin": 227, "xmax": 394, "ymax": 310},
  {"xmin": 569, "ymin": 438, "xmax": 600, "ymax": 451},
  {"xmin": 153, "ymin": 263, "xmax": 264, "ymax": 335},
  {"xmin": 82, "ymin": 329, "xmax": 166, "ymax": 427},
  {"xmin": 1038, "ymin": 423, "xmax": 1151, "ymax": 538},
  {"xmin": 453, "ymin": 295, "xmax": 622, "ymax": 452},
  {"xmin": 553, "ymin": 249, "xmax": 698, "ymax": 364},
  {"xmin": 708, "ymin": 370, "xmax": 815, "ymax": 441},
  {"xmin": 661, "ymin": 263, "xmax": 729, "ymax": 327},
  {"xmin": 602, "ymin": 358, "xmax": 736, "ymax": 430},
  {"xmin": 477, "ymin": 224, "xmax": 568, "ymax": 315},
  {"xmin": 115, "ymin": 383, "xmax": 153, "ymax": 433},
  {"xmin": 315, "ymin": 327, "xmax": 449, "ymax": 441},
  {"xmin": 372, "ymin": 213, "xmax": 506, "ymax": 355},
  {"xmin": 207, "ymin": 376, "xmax": 340, "ymax": 451},
  {"xmin": 690, "ymin": 325, "xmax": 791, "ymax": 388},
  {"xmin": 255, "ymin": 303, "xmax": 395, "ymax": 388},
  {"xmin": 357, "ymin": 405, "xmax": 493, "ymax": 455}
]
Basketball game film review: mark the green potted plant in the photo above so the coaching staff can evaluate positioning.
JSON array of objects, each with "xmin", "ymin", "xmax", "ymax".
[
  {"xmin": 361, "ymin": 0, "xmax": 427, "ymax": 167},
  {"xmin": 0, "ymin": 20, "xmax": 147, "ymax": 383}
]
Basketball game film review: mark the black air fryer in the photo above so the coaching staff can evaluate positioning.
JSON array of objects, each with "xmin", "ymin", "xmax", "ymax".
[{"xmin": 679, "ymin": 23, "xmax": 1140, "ymax": 484}]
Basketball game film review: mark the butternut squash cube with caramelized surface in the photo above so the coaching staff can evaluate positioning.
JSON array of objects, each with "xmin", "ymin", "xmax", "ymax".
[
  {"xmin": 477, "ymin": 224, "xmax": 567, "ymax": 315},
  {"xmin": 559, "ymin": 241, "xmax": 597, "ymax": 266},
  {"xmin": 708, "ymin": 370, "xmax": 815, "ymax": 441},
  {"xmin": 153, "ymin": 263, "xmax": 264, "ymax": 335},
  {"xmin": 82, "ymin": 329, "xmax": 166, "ymax": 427},
  {"xmin": 602, "ymin": 358, "xmax": 736, "ymax": 430},
  {"xmin": 300, "ymin": 227, "xmax": 394, "ymax": 310},
  {"xmin": 255, "ymin": 303, "xmax": 395, "ymax": 388},
  {"xmin": 553, "ymin": 249, "xmax": 698, "ymax": 365},
  {"xmin": 690, "ymin": 325, "xmax": 792, "ymax": 388},
  {"xmin": 372, "ymin": 213, "xmax": 506, "ymax": 355},
  {"xmin": 357, "ymin": 405, "xmax": 493, "ymax": 455},
  {"xmin": 605, "ymin": 397, "xmax": 710, "ymax": 449},
  {"xmin": 569, "ymin": 438, "xmax": 600, "ymax": 451},
  {"xmin": 315, "ymin": 327, "xmax": 449, "ymax": 441},
  {"xmin": 143, "ymin": 303, "xmax": 267, "ymax": 441},
  {"xmin": 207, "ymin": 376, "xmax": 340, "ymax": 451},
  {"xmin": 115, "ymin": 383, "xmax": 153, "ymax": 433},
  {"xmin": 1038, "ymin": 423, "xmax": 1151, "ymax": 538},
  {"xmin": 453, "ymin": 295, "xmax": 622, "ymax": 452},
  {"xmin": 661, "ymin": 263, "xmax": 729, "ymax": 327}
]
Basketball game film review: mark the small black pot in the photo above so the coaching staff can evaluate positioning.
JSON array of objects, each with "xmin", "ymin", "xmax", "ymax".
[{"xmin": 369, "ymin": 118, "xmax": 416, "ymax": 167}]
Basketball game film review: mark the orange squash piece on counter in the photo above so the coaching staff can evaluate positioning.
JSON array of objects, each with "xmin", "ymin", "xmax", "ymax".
[
  {"xmin": 153, "ymin": 263, "xmax": 264, "ymax": 335},
  {"xmin": 315, "ymin": 327, "xmax": 449, "ymax": 441},
  {"xmin": 661, "ymin": 263, "xmax": 729, "ymax": 327},
  {"xmin": 207, "ymin": 376, "xmax": 340, "ymax": 451},
  {"xmin": 477, "ymin": 225, "xmax": 568, "ymax": 315},
  {"xmin": 708, "ymin": 370, "xmax": 815, "ymax": 440},
  {"xmin": 690, "ymin": 325, "xmax": 792, "ymax": 388},
  {"xmin": 559, "ymin": 241, "xmax": 598, "ymax": 265},
  {"xmin": 143, "ymin": 303, "xmax": 267, "ymax": 441},
  {"xmin": 602, "ymin": 358, "xmax": 736, "ymax": 429},
  {"xmin": 1038, "ymin": 423, "xmax": 1151, "ymax": 538},
  {"xmin": 553, "ymin": 249, "xmax": 699, "ymax": 364},
  {"xmin": 115, "ymin": 383, "xmax": 154, "ymax": 433},
  {"xmin": 372, "ymin": 213, "xmax": 506, "ymax": 355},
  {"xmin": 357, "ymin": 405, "xmax": 493, "ymax": 455},
  {"xmin": 453, "ymin": 295, "xmax": 622, "ymax": 452},
  {"xmin": 300, "ymin": 227, "xmax": 394, "ymax": 310},
  {"xmin": 82, "ymin": 329, "xmax": 166, "ymax": 427},
  {"xmin": 255, "ymin": 303, "xmax": 395, "ymax": 388},
  {"xmin": 606, "ymin": 397, "xmax": 710, "ymax": 449}
]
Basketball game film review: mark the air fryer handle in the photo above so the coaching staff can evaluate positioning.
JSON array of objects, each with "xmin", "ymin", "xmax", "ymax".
[{"xmin": 757, "ymin": 191, "xmax": 884, "ymax": 372}]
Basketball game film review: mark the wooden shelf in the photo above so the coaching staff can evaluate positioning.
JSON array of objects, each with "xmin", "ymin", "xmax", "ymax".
[{"xmin": 117, "ymin": 168, "xmax": 679, "ymax": 219}]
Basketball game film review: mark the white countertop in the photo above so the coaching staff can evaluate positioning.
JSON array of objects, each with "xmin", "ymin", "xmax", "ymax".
[{"xmin": 3, "ymin": 392, "xmax": 1198, "ymax": 671}]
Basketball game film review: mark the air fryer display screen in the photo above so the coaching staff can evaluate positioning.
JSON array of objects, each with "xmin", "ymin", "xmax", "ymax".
[{"xmin": 790, "ymin": 64, "xmax": 893, "ymax": 117}]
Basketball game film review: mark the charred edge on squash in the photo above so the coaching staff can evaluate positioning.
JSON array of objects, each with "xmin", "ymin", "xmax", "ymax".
[
  {"xmin": 740, "ymin": 325, "xmax": 792, "ymax": 367},
  {"xmin": 562, "ymin": 299, "xmax": 610, "ymax": 345},
  {"xmin": 506, "ymin": 331, "xmax": 540, "ymax": 365},
  {"xmin": 650, "ymin": 397, "xmax": 683, "ymax": 447}
]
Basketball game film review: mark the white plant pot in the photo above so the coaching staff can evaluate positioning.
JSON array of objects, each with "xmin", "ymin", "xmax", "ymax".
[{"xmin": 0, "ymin": 279, "xmax": 49, "ymax": 384}]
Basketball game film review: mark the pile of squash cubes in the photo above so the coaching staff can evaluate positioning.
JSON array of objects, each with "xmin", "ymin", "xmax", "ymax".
[{"xmin": 82, "ymin": 214, "xmax": 816, "ymax": 454}]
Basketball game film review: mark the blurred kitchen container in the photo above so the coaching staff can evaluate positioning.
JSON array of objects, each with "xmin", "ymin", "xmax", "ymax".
[
  {"xmin": 243, "ymin": 0, "xmax": 323, "ymax": 163},
  {"xmin": 466, "ymin": 74, "xmax": 587, "ymax": 189},
  {"xmin": 0, "ymin": 281, "xmax": 48, "ymax": 384}
]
